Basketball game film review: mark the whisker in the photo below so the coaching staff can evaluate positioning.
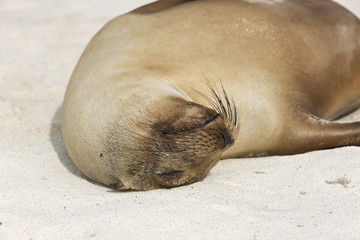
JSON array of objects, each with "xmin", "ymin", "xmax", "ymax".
[{"xmin": 196, "ymin": 78, "xmax": 240, "ymax": 133}]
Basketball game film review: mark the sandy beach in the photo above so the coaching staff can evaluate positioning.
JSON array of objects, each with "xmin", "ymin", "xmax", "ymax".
[{"xmin": 1, "ymin": 0, "xmax": 360, "ymax": 239}]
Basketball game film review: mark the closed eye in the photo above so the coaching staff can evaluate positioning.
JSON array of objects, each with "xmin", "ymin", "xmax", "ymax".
[{"xmin": 159, "ymin": 170, "xmax": 183, "ymax": 177}]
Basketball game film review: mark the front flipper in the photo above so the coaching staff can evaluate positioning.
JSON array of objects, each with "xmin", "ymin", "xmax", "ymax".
[{"xmin": 278, "ymin": 113, "xmax": 360, "ymax": 154}]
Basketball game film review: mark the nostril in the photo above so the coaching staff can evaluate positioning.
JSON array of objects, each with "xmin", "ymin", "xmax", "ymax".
[{"xmin": 221, "ymin": 128, "xmax": 233, "ymax": 149}]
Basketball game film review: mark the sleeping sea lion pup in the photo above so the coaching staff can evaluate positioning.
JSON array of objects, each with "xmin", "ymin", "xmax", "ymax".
[{"xmin": 62, "ymin": 0, "xmax": 360, "ymax": 190}]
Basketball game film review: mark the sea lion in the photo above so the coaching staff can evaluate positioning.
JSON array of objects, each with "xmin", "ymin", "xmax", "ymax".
[{"xmin": 62, "ymin": 0, "xmax": 360, "ymax": 191}]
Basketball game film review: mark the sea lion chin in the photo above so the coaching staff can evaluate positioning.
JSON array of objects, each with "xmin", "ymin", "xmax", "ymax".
[{"xmin": 62, "ymin": 0, "xmax": 360, "ymax": 190}]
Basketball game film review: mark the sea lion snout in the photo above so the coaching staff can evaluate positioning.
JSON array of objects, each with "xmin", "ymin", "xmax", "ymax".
[{"xmin": 146, "ymin": 115, "xmax": 237, "ymax": 190}]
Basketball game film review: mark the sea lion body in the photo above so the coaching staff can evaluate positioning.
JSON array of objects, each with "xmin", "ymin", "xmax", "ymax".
[{"xmin": 62, "ymin": 0, "xmax": 360, "ymax": 190}]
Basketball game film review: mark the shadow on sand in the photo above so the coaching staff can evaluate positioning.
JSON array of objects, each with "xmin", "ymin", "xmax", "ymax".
[
  {"xmin": 50, "ymin": 106, "xmax": 88, "ymax": 180},
  {"xmin": 50, "ymin": 106, "xmax": 130, "ymax": 192}
]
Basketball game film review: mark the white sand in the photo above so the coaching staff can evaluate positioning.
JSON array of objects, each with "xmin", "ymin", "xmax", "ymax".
[{"xmin": 1, "ymin": 0, "xmax": 360, "ymax": 239}]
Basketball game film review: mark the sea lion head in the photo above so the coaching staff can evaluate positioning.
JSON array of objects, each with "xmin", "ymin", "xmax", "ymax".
[{"xmin": 103, "ymin": 83, "xmax": 239, "ymax": 191}]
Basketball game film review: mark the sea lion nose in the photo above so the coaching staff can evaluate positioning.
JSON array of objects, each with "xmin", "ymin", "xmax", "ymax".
[{"xmin": 220, "ymin": 128, "xmax": 234, "ymax": 149}]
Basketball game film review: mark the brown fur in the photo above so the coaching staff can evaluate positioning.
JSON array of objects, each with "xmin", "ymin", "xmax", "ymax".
[{"xmin": 62, "ymin": 0, "xmax": 360, "ymax": 190}]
